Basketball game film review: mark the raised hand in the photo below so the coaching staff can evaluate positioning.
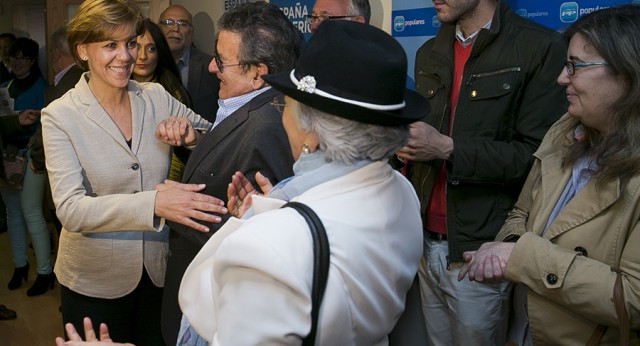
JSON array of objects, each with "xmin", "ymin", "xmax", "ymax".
[
  {"xmin": 227, "ymin": 171, "xmax": 273, "ymax": 218},
  {"xmin": 55, "ymin": 317, "xmax": 131, "ymax": 346}
]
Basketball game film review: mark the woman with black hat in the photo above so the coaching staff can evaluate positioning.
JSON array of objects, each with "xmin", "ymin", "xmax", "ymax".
[{"xmin": 56, "ymin": 20, "xmax": 429, "ymax": 346}]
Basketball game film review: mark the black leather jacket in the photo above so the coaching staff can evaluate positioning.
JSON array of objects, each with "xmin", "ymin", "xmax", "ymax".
[{"xmin": 411, "ymin": 1, "xmax": 567, "ymax": 261}]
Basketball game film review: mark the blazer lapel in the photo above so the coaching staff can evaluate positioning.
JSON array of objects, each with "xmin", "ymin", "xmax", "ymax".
[
  {"xmin": 181, "ymin": 89, "xmax": 278, "ymax": 182},
  {"xmin": 129, "ymin": 86, "xmax": 144, "ymax": 155},
  {"xmin": 77, "ymin": 75, "xmax": 136, "ymax": 152},
  {"xmin": 182, "ymin": 104, "xmax": 249, "ymax": 182},
  {"xmin": 188, "ymin": 49, "xmax": 204, "ymax": 96}
]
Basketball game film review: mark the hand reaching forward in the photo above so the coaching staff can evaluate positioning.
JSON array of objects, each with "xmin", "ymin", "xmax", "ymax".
[
  {"xmin": 155, "ymin": 180, "xmax": 227, "ymax": 232},
  {"xmin": 458, "ymin": 242, "xmax": 515, "ymax": 283},
  {"xmin": 396, "ymin": 122, "xmax": 454, "ymax": 162},
  {"xmin": 155, "ymin": 116, "xmax": 201, "ymax": 146},
  {"xmin": 18, "ymin": 109, "xmax": 40, "ymax": 126},
  {"xmin": 55, "ymin": 317, "xmax": 131, "ymax": 346},
  {"xmin": 227, "ymin": 171, "xmax": 273, "ymax": 218}
]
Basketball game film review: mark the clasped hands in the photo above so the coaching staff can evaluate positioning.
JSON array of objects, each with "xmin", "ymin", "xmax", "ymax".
[{"xmin": 457, "ymin": 241, "xmax": 515, "ymax": 283}]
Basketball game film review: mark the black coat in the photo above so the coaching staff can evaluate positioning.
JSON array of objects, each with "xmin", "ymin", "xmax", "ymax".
[{"xmin": 411, "ymin": 1, "xmax": 568, "ymax": 260}]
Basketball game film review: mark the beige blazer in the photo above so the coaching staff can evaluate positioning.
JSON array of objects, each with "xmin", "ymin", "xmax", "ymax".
[{"xmin": 42, "ymin": 73, "xmax": 210, "ymax": 299}]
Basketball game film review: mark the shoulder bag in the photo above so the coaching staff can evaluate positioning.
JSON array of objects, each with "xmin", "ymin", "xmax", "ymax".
[{"xmin": 281, "ymin": 201, "xmax": 330, "ymax": 346}]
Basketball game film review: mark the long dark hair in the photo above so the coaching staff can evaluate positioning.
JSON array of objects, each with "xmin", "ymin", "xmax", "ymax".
[
  {"xmin": 560, "ymin": 5, "xmax": 640, "ymax": 185},
  {"xmin": 138, "ymin": 18, "xmax": 192, "ymax": 106}
]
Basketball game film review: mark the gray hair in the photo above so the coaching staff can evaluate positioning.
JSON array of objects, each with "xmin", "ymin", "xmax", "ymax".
[
  {"xmin": 348, "ymin": 0, "xmax": 371, "ymax": 24},
  {"xmin": 51, "ymin": 27, "xmax": 71, "ymax": 56},
  {"xmin": 290, "ymin": 99, "xmax": 408, "ymax": 165}
]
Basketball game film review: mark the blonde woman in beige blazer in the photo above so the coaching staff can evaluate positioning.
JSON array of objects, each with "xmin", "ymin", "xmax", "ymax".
[{"xmin": 41, "ymin": 0, "xmax": 226, "ymax": 344}]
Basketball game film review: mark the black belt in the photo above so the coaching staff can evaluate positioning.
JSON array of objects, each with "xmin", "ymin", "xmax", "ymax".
[{"xmin": 425, "ymin": 230, "xmax": 447, "ymax": 241}]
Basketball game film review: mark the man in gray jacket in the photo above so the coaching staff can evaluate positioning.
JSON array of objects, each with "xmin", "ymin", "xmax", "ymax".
[{"xmin": 396, "ymin": 0, "xmax": 567, "ymax": 344}]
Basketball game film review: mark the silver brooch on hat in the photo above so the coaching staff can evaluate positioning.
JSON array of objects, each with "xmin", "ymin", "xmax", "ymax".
[{"xmin": 297, "ymin": 75, "xmax": 317, "ymax": 93}]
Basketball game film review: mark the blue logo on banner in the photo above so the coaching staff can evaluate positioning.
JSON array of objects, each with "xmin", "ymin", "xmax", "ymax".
[
  {"xmin": 432, "ymin": 15, "xmax": 441, "ymax": 28},
  {"xmin": 394, "ymin": 16, "xmax": 405, "ymax": 32},
  {"xmin": 560, "ymin": 2, "xmax": 579, "ymax": 23},
  {"xmin": 392, "ymin": 8, "xmax": 439, "ymax": 38},
  {"xmin": 515, "ymin": 8, "xmax": 527, "ymax": 17}
]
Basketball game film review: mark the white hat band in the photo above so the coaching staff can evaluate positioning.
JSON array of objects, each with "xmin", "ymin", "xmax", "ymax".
[{"xmin": 290, "ymin": 70, "xmax": 406, "ymax": 111}]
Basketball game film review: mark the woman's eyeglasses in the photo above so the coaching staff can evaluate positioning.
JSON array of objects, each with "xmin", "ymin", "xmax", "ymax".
[
  {"xmin": 10, "ymin": 56, "xmax": 32, "ymax": 63},
  {"xmin": 564, "ymin": 61, "xmax": 609, "ymax": 75}
]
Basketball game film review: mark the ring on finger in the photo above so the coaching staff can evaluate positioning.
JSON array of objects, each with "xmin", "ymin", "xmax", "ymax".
[{"xmin": 235, "ymin": 200, "xmax": 242, "ymax": 208}]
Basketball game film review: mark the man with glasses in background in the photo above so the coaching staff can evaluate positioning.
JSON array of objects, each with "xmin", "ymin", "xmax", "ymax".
[
  {"xmin": 159, "ymin": 3, "xmax": 302, "ymax": 345},
  {"xmin": 306, "ymin": 0, "xmax": 370, "ymax": 34},
  {"xmin": 159, "ymin": 5, "xmax": 219, "ymax": 122}
]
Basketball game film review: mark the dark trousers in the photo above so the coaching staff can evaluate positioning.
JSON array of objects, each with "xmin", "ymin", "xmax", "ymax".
[
  {"xmin": 161, "ymin": 230, "xmax": 203, "ymax": 346},
  {"xmin": 60, "ymin": 269, "xmax": 164, "ymax": 346}
]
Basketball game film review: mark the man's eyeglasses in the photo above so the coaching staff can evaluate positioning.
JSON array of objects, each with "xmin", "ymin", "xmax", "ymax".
[
  {"xmin": 304, "ymin": 14, "xmax": 358, "ymax": 25},
  {"xmin": 159, "ymin": 19, "xmax": 193, "ymax": 29},
  {"xmin": 213, "ymin": 54, "xmax": 243, "ymax": 73},
  {"xmin": 564, "ymin": 61, "xmax": 609, "ymax": 76},
  {"xmin": 271, "ymin": 97, "xmax": 286, "ymax": 113}
]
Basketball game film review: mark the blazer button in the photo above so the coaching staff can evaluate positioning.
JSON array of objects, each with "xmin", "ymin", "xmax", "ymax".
[
  {"xmin": 131, "ymin": 163, "xmax": 140, "ymax": 170},
  {"xmin": 546, "ymin": 273, "xmax": 558, "ymax": 285},
  {"xmin": 574, "ymin": 246, "xmax": 588, "ymax": 257}
]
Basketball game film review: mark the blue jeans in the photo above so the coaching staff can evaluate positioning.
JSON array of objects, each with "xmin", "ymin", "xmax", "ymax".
[
  {"xmin": 418, "ymin": 237, "xmax": 511, "ymax": 346},
  {"xmin": 0, "ymin": 150, "xmax": 52, "ymax": 274}
]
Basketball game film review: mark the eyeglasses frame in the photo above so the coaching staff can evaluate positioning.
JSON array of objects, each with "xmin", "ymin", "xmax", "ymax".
[
  {"xmin": 304, "ymin": 14, "xmax": 358, "ymax": 25},
  {"xmin": 212, "ymin": 53, "xmax": 244, "ymax": 73},
  {"xmin": 564, "ymin": 61, "xmax": 609, "ymax": 76},
  {"xmin": 159, "ymin": 19, "xmax": 193, "ymax": 29}
]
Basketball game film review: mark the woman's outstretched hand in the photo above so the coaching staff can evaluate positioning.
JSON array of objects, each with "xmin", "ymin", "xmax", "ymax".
[
  {"xmin": 155, "ymin": 180, "xmax": 227, "ymax": 232},
  {"xmin": 227, "ymin": 171, "xmax": 273, "ymax": 218}
]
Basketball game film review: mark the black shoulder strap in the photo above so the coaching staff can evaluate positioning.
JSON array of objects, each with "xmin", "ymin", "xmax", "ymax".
[{"xmin": 282, "ymin": 201, "xmax": 330, "ymax": 346}]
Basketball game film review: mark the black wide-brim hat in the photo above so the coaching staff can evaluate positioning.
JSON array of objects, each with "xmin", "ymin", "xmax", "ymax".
[{"xmin": 262, "ymin": 20, "xmax": 430, "ymax": 126}]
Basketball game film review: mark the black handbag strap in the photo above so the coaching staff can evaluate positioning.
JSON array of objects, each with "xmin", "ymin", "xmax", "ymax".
[{"xmin": 282, "ymin": 201, "xmax": 330, "ymax": 346}]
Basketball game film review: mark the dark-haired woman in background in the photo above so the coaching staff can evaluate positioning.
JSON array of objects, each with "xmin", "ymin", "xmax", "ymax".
[
  {"xmin": 0, "ymin": 37, "xmax": 53, "ymax": 297},
  {"xmin": 132, "ymin": 18, "xmax": 192, "ymax": 181}
]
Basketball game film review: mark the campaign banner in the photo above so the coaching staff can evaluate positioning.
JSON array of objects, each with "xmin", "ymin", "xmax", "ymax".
[
  {"xmin": 270, "ymin": 0, "xmax": 315, "ymax": 41},
  {"xmin": 509, "ymin": 0, "xmax": 632, "ymax": 31},
  {"xmin": 393, "ymin": 0, "xmax": 637, "ymax": 88}
]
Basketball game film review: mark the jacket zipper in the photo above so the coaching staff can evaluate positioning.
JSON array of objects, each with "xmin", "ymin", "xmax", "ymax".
[{"xmin": 467, "ymin": 66, "xmax": 521, "ymax": 86}]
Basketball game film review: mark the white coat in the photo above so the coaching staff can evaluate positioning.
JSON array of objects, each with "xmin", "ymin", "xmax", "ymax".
[{"xmin": 179, "ymin": 161, "xmax": 422, "ymax": 345}]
